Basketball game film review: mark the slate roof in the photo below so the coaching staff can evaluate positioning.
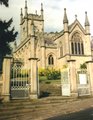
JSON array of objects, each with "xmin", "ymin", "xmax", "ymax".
[{"xmin": 44, "ymin": 32, "xmax": 59, "ymax": 45}]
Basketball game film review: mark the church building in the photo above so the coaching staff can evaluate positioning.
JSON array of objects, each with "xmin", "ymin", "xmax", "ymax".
[
  {"xmin": 13, "ymin": 1, "xmax": 92, "ymax": 70},
  {"xmin": 12, "ymin": 0, "xmax": 93, "ymax": 97}
]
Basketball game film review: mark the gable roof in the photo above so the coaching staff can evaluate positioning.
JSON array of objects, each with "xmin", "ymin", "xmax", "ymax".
[
  {"xmin": 52, "ymin": 19, "xmax": 86, "ymax": 41},
  {"xmin": 44, "ymin": 32, "xmax": 58, "ymax": 46},
  {"xmin": 69, "ymin": 19, "xmax": 86, "ymax": 34}
]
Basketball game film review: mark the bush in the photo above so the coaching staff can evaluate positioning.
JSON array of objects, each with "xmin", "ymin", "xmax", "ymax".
[
  {"xmin": 39, "ymin": 68, "xmax": 61, "ymax": 80},
  {"xmin": 39, "ymin": 68, "xmax": 46, "ymax": 76},
  {"xmin": 80, "ymin": 63, "xmax": 87, "ymax": 69},
  {"xmin": 47, "ymin": 68, "xmax": 61, "ymax": 80}
]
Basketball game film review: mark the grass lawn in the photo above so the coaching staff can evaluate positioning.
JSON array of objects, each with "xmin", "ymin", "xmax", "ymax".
[
  {"xmin": 39, "ymin": 76, "xmax": 61, "ymax": 97},
  {"xmin": 39, "ymin": 76, "xmax": 61, "ymax": 84}
]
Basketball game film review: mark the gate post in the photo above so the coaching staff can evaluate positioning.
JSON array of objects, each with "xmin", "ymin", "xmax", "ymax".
[
  {"xmin": 2, "ymin": 56, "xmax": 12, "ymax": 102},
  {"xmin": 0, "ymin": 71, "xmax": 3, "ymax": 100},
  {"xmin": 67, "ymin": 60, "xmax": 78, "ymax": 97},
  {"xmin": 86, "ymin": 61, "xmax": 93, "ymax": 96},
  {"xmin": 29, "ymin": 58, "xmax": 38, "ymax": 99}
]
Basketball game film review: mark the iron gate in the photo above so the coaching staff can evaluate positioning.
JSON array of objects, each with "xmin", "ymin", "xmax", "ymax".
[{"xmin": 10, "ymin": 62, "xmax": 30, "ymax": 99}]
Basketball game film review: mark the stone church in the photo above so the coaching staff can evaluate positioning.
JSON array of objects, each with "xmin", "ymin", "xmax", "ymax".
[
  {"xmin": 13, "ymin": 0, "xmax": 93, "ymax": 70},
  {"xmin": 11, "ymin": 0, "xmax": 93, "ymax": 97}
]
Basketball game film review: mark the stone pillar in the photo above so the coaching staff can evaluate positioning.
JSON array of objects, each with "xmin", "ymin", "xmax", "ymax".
[
  {"xmin": 29, "ymin": 58, "xmax": 38, "ymax": 99},
  {"xmin": 86, "ymin": 61, "xmax": 93, "ymax": 96},
  {"xmin": 2, "ymin": 56, "xmax": 12, "ymax": 102},
  {"xmin": 67, "ymin": 60, "xmax": 77, "ymax": 97},
  {"xmin": 0, "ymin": 71, "xmax": 2, "ymax": 81}
]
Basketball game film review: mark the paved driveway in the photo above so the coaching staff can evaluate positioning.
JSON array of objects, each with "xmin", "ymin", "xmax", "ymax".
[
  {"xmin": 0, "ymin": 97, "xmax": 93, "ymax": 120},
  {"xmin": 47, "ymin": 107, "xmax": 93, "ymax": 120}
]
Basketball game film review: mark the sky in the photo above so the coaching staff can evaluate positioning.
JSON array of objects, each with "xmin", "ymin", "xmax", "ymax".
[{"xmin": 0, "ymin": 0, "xmax": 93, "ymax": 42}]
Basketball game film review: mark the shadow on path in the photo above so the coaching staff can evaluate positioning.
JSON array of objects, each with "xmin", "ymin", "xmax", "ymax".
[{"xmin": 47, "ymin": 107, "xmax": 93, "ymax": 120}]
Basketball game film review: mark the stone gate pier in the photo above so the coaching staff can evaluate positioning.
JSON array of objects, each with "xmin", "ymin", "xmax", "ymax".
[{"xmin": 61, "ymin": 60, "xmax": 93, "ymax": 97}]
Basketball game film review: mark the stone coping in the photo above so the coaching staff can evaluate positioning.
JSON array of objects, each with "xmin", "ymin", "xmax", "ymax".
[
  {"xmin": 67, "ymin": 59, "xmax": 76, "ymax": 62},
  {"xmin": 86, "ymin": 60, "xmax": 93, "ymax": 63},
  {"xmin": 29, "ymin": 58, "xmax": 38, "ymax": 60},
  {"xmin": 4, "ymin": 56, "xmax": 12, "ymax": 59}
]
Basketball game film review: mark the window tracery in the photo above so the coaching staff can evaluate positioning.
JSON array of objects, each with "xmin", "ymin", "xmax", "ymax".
[{"xmin": 71, "ymin": 32, "xmax": 84, "ymax": 55}]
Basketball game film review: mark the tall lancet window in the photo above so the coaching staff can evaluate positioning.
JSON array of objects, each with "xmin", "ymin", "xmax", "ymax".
[
  {"xmin": 71, "ymin": 32, "xmax": 84, "ymax": 55},
  {"xmin": 48, "ymin": 55, "xmax": 54, "ymax": 65}
]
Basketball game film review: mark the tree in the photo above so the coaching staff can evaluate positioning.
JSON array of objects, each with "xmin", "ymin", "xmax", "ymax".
[
  {"xmin": 0, "ymin": 0, "xmax": 18, "ymax": 71},
  {"xmin": 0, "ymin": 0, "xmax": 9, "ymax": 7}
]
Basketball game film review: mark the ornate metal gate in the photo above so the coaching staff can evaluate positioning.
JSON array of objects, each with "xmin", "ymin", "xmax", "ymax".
[
  {"xmin": 77, "ymin": 69, "xmax": 90, "ymax": 96},
  {"xmin": 10, "ymin": 62, "xmax": 30, "ymax": 99}
]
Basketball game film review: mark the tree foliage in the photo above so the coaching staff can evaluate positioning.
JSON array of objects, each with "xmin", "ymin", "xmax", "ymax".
[
  {"xmin": 39, "ymin": 68, "xmax": 61, "ymax": 80},
  {"xmin": 0, "ymin": 0, "xmax": 9, "ymax": 7},
  {"xmin": 0, "ymin": 0, "xmax": 18, "ymax": 71},
  {"xmin": 0, "ymin": 18, "xmax": 18, "ymax": 57}
]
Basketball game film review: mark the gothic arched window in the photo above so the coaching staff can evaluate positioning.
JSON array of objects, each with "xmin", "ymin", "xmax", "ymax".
[
  {"xmin": 71, "ymin": 32, "xmax": 84, "ymax": 55},
  {"xmin": 48, "ymin": 55, "xmax": 54, "ymax": 65}
]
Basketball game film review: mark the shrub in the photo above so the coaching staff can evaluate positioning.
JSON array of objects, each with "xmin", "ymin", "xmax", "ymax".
[
  {"xmin": 80, "ymin": 63, "xmax": 87, "ymax": 69},
  {"xmin": 46, "ymin": 68, "xmax": 61, "ymax": 80},
  {"xmin": 39, "ymin": 68, "xmax": 61, "ymax": 80},
  {"xmin": 39, "ymin": 68, "xmax": 46, "ymax": 76}
]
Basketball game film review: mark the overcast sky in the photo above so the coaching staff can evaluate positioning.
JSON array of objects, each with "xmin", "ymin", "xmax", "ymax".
[{"xmin": 0, "ymin": 0, "xmax": 93, "ymax": 42}]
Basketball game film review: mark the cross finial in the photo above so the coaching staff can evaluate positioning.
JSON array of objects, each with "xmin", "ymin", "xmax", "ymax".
[
  {"xmin": 85, "ymin": 11, "xmax": 87, "ymax": 14},
  {"xmin": 75, "ymin": 14, "xmax": 77, "ymax": 19}
]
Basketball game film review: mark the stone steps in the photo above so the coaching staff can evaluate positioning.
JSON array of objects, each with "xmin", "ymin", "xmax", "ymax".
[
  {"xmin": 0, "ymin": 96, "xmax": 76, "ymax": 108},
  {"xmin": 40, "ymin": 83, "xmax": 62, "ymax": 97},
  {"xmin": 0, "ymin": 96, "xmax": 77, "ymax": 119},
  {"xmin": 0, "ymin": 97, "xmax": 92, "ymax": 120}
]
